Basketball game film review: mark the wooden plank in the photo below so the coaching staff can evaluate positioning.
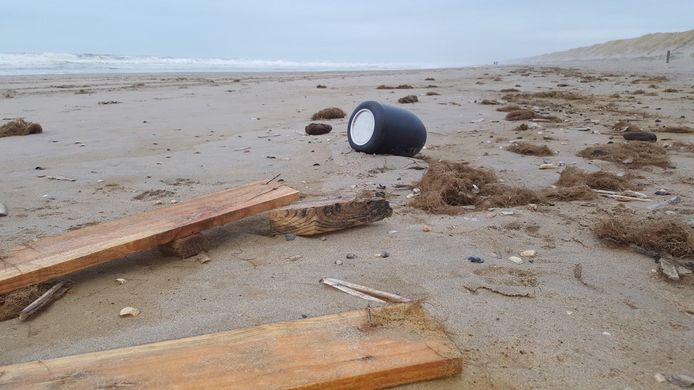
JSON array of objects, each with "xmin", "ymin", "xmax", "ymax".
[
  {"xmin": 269, "ymin": 196, "xmax": 392, "ymax": 236},
  {"xmin": 0, "ymin": 182, "xmax": 299, "ymax": 294},
  {"xmin": 0, "ymin": 303, "xmax": 462, "ymax": 389}
]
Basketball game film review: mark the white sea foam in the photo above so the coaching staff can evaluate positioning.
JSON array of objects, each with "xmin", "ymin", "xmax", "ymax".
[{"xmin": 0, "ymin": 52, "xmax": 417, "ymax": 75}]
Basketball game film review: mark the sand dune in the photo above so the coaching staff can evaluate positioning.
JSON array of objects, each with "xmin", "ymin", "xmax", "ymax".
[{"xmin": 528, "ymin": 29, "xmax": 694, "ymax": 62}]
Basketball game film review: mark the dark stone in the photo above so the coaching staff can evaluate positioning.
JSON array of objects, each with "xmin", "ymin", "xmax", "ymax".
[
  {"xmin": 623, "ymin": 131, "xmax": 657, "ymax": 142},
  {"xmin": 305, "ymin": 123, "xmax": 332, "ymax": 135},
  {"xmin": 468, "ymin": 256, "xmax": 484, "ymax": 263}
]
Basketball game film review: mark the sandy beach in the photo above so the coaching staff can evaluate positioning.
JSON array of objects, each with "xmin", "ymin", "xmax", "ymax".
[{"xmin": 1, "ymin": 64, "xmax": 693, "ymax": 389}]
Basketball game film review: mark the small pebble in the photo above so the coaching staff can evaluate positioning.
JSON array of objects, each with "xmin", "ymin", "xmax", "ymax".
[
  {"xmin": 334, "ymin": 259, "xmax": 343, "ymax": 265},
  {"xmin": 287, "ymin": 255, "xmax": 302, "ymax": 262},
  {"xmin": 320, "ymin": 237, "xmax": 327, "ymax": 241},
  {"xmin": 346, "ymin": 253, "xmax": 356, "ymax": 259},
  {"xmin": 422, "ymin": 225, "xmax": 432, "ymax": 232},
  {"xmin": 468, "ymin": 256, "xmax": 484, "ymax": 263},
  {"xmin": 376, "ymin": 251, "xmax": 390, "ymax": 258},
  {"xmin": 388, "ymin": 230, "xmax": 398, "ymax": 235},
  {"xmin": 654, "ymin": 373, "xmax": 666, "ymax": 383},
  {"xmin": 508, "ymin": 256, "xmax": 523, "ymax": 264},
  {"xmin": 520, "ymin": 250, "xmax": 536, "ymax": 258},
  {"xmin": 284, "ymin": 233, "xmax": 296, "ymax": 241},
  {"xmin": 655, "ymin": 189, "xmax": 671, "ymax": 195},
  {"xmin": 115, "ymin": 278, "xmax": 127, "ymax": 285}
]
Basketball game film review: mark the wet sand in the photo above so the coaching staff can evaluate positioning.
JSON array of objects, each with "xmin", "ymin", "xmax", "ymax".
[{"xmin": 1, "ymin": 64, "xmax": 693, "ymax": 389}]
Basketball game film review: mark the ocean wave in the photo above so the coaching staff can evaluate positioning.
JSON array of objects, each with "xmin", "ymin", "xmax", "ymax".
[{"xmin": 0, "ymin": 52, "xmax": 414, "ymax": 75}]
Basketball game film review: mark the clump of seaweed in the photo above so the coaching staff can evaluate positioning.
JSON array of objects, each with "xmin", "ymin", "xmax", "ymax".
[
  {"xmin": 507, "ymin": 142, "xmax": 553, "ymax": 156},
  {"xmin": 311, "ymin": 107, "xmax": 346, "ymax": 120},
  {"xmin": 577, "ymin": 143, "xmax": 670, "ymax": 168},
  {"xmin": 0, "ymin": 118, "xmax": 43, "ymax": 138},
  {"xmin": 556, "ymin": 167, "xmax": 633, "ymax": 191},
  {"xmin": 398, "ymin": 95, "xmax": 418, "ymax": 104},
  {"xmin": 593, "ymin": 215, "xmax": 694, "ymax": 258}
]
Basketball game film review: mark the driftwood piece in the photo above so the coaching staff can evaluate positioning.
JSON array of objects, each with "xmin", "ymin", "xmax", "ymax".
[
  {"xmin": 159, "ymin": 233, "xmax": 208, "ymax": 259},
  {"xmin": 320, "ymin": 277, "xmax": 412, "ymax": 303},
  {"xmin": 18, "ymin": 280, "xmax": 72, "ymax": 321},
  {"xmin": 269, "ymin": 196, "xmax": 393, "ymax": 236}
]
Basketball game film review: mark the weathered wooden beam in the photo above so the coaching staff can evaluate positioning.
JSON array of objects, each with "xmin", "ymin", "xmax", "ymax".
[
  {"xmin": 0, "ymin": 182, "xmax": 299, "ymax": 295},
  {"xmin": 269, "ymin": 196, "xmax": 392, "ymax": 236},
  {"xmin": 0, "ymin": 303, "xmax": 462, "ymax": 389}
]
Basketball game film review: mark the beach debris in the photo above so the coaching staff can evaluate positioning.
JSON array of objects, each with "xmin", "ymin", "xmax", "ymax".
[
  {"xmin": 480, "ymin": 99, "xmax": 500, "ymax": 105},
  {"xmin": 284, "ymin": 233, "xmax": 297, "ymax": 241},
  {"xmin": 539, "ymin": 163, "xmax": 558, "ymax": 169},
  {"xmin": 577, "ymin": 143, "xmax": 670, "ymax": 168},
  {"xmin": 509, "ymin": 256, "xmax": 523, "ymax": 264},
  {"xmin": 377, "ymin": 84, "xmax": 413, "ymax": 90},
  {"xmin": 311, "ymin": 107, "xmax": 346, "ymax": 120},
  {"xmin": 319, "ymin": 277, "xmax": 411, "ymax": 303},
  {"xmin": 556, "ymin": 167, "xmax": 633, "ymax": 191},
  {"xmin": 115, "ymin": 278, "xmax": 127, "ymax": 285},
  {"xmin": 422, "ymin": 225, "xmax": 432, "ymax": 232},
  {"xmin": 376, "ymin": 251, "xmax": 390, "ymax": 258},
  {"xmin": 593, "ymin": 216, "xmax": 693, "ymax": 258},
  {"xmin": 507, "ymin": 142, "xmax": 553, "ymax": 156},
  {"xmin": 316, "ymin": 84, "xmax": 327, "ymax": 89},
  {"xmin": 133, "ymin": 189, "xmax": 175, "ymax": 201},
  {"xmin": 346, "ymin": 253, "xmax": 356, "ymax": 259},
  {"xmin": 520, "ymin": 250, "xmax": 536, "ymax": 258},
  {"xmin": 623, "ymin": 131, "xmax": 657, "ymax": 142},
  {"xmin": 17, "ymin": 281, "xmax": 72, "ymax": 321},
  {"xmin": 654, "ymin": 373, "xmax": 667, "ymax": 383},
  {"xmin": 462, "ymin": 285, "xmax": 533, "ymax": 298},
  {"xmin": 655, "ymin": 189, "xmax": 671, "ymax": 196},
  {"xmin": 0, "ymin": 202, "xmax": 7, "ymax": 217},
  {"xmin": 574, "ymin": 127, "xmax": 591, "ymax": 132},
  {"xmin": 0, "ymin": 118, "xmax": 43, "ymax": 138},
  {"xmin": 648, "ymin": 196, "xmax": 680, "ymax": 210},
  {"xmin": 398, "ymin": 95, "xmax": 418, "ymax": 104},
  {"xmin": 667, "ymin": 374, "xmax": 694, "ymax": 388},
  {"xmin": 195, "ymin": 253, "xmax": 212, "ymax": 264},
  {"xmin": 270, "ymin": 196, "xmax": 392, "ymax": 236},
  {"xmin": 119, "ymin": 307, "xmax": 141, "ymax": 317},
  {"xmin": 98, "ymin": 100, "xmax": 121, "ymax": 105},
  {"xmin": 602, "ymin": 331, "xmax": 611, "ymax": 336},
  {"xmin": 591, "ymin": 189, "xmax": 651, "ymax": 202},
  {"xmin": 41, "ymin": 175, "xmax": 76, "ymax": 182},
  {"xmin": 305, "ymin": 123, "xmax": 332, "ymax": 135},
  {"xmin": 468, "ymin": 256, "xmax": 484, "ymax": 263},
  {"xmin": 659, "ymin": 258, "xmax": 680, "ymax": 281},
  {"xmin": 426, "ymin": 91, "xmax": 440, "ymax": 96}
]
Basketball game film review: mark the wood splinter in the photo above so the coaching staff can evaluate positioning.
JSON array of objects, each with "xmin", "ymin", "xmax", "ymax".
[
  {"xmin": 159, "ymin": 233, "xmax": 208, "ymax": 259},
  {"xmin": 269, "ymin": 196, "xmax": 393, "ymax": 236}
]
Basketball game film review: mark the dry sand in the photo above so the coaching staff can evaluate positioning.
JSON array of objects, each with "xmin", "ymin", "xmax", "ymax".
[{"xmin": 1, "ymin": 64, "xmax": 693, "ymax": 389}]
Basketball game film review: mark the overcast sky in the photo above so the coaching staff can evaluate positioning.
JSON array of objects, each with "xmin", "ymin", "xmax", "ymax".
[{"xmin": 1, "ymin": 0, "xmax": 693, "ymax": 66}]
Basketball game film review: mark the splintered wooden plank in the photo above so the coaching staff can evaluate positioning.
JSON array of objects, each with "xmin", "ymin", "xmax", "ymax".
[
  {"xmin": 269, "ymin": 197, "xmax": 392, "ymax": 236},
  {"xmin": 0, "ymin": 182, "xmax": 299, "ymax": 294},
  {"xmin": 0, "ymin": 304, "xmax": 462, "ymax": 389}
]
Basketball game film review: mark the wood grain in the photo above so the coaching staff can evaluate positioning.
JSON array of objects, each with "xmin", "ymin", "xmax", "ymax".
[
  {"xmin": 0, "ymin": 303, "xmax": 462, "ymax": 389},
  {"xmin": 0, "ymin": 182, "xmax": 299, "ymax": 295},
  {"xmin": 269, "ymin": 197, "xmax": 392, "ymax": 236}
]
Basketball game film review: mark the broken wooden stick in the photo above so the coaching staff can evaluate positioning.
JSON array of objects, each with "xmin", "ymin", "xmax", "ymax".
[
  {"xmin": 269, "ymin": 196, "xmax": 392, "ymax": 236},
  {"xmin": 320, "ymin": 277, "xmax": 412, "ymax": 303},
  {"xmin": 592, "ymin": 189, "xmax": 651, "ymax": 202},
  {"xmin": 19, "ymin": 280, "xmax": 72, "ymax": 321}
]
